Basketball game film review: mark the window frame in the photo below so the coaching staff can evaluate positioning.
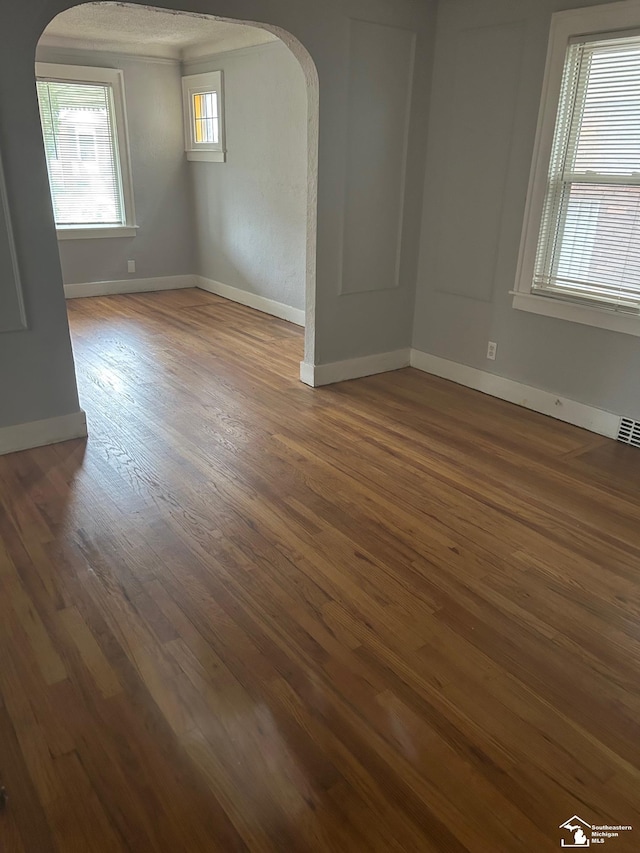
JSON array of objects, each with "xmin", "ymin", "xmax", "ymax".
[
  {"xmin": 513, "ymin": 0, "xmax": 640, "ymax": 337},
  {"xmin": 35, "ymin": 62, "xmax": 137, "ymax": 240},
  {"xmin": 182, "ymin": 70, "xmax": 226, "ymax": 163}
]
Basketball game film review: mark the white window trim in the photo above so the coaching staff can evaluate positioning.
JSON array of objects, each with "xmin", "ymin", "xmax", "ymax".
[
  {"xmin": 35, "ymin": 62, "xmax": 137, "ymax": 239},
  {"xmin": 182, "ymin": 70, "xmax": 226, "ymax": 163},
  {"xmin": 513, "ymin": 0, "xmax": 640, "ymax": 337},
  {"xmin": 56, "ymin": 225, "xmax": 138, "ymax": 240}
]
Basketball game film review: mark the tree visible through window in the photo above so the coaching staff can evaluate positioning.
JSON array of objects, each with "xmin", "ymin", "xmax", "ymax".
[{"xmin": 37, "ymin": 79, "xmax": 125, "ymax": 227}]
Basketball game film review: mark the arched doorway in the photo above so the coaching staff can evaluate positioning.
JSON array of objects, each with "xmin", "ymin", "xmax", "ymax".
[{"xmin": 36, "ymin": 1, "xmax": 318, "ymax": 381}]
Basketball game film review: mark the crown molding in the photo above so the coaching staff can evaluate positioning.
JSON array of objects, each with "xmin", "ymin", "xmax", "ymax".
[
  {"xmin": 181, "ymin": 38, "xmax": 283, "ymax": 68},
  {"xmin": 37, "ymin": 37, "xmax": 180, "ymax": 64},
  {"xmin": 37, "ymin": 31, "xmax": 280, "ymax": 67}
]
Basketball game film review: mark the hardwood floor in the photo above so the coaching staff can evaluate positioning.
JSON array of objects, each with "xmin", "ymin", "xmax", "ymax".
[{"xmin": 1, "ymin": 289, "xmax": 639, "ymax": 852}]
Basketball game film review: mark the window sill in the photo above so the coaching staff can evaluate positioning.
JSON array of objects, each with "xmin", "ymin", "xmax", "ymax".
[
  {"xmin": 186, "ymin": 150, "xmax": 226, "ymax": 163},
  {"xmin": 56, "ymin": 225, "xmax": 139, "ymax": 241},
  {"xmin": 511, "ymin": 291, "xmax": 640, "ymax": 337}
]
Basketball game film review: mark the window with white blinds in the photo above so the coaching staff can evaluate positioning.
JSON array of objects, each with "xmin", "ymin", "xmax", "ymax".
[
  {"xmin": 37, "ymin": 79, "xmax": 123, "ymax": 226},
  {"xmin": 533, "ymin": 33, "xmax": 640, "ymax": 313},
  {"xmin": 35, "ymin": 64, "xmax": 136, "ymax": 238}
]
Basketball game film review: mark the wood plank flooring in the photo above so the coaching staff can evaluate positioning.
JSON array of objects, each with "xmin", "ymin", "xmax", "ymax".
[{"xmin": 1, "ymin": 288, "xmax": 639, "ymax": 851}]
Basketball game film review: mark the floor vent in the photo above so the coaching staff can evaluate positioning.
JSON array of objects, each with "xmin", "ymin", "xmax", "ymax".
[{"xmin": 617, "ymin": 418, "xmax": 640, "ymax": 448}]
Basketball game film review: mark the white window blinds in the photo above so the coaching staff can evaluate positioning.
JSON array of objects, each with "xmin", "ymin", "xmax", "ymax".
[
  {"xmin": 37, "ymin": 79, "xmax": 125, "ymax": 227},
  {"xmin": 534, "ymin": 33, "xmax": 640, "ymax": 312}
]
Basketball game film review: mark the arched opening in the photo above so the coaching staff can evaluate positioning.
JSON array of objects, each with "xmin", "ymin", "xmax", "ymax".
[{"xmin": 35, "ymin": 1, "xmax": 318, "ymax": 389}]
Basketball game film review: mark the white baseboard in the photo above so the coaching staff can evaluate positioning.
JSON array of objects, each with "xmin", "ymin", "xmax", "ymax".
[
  {"xmin": 410, "ymin": 350, "xmax": 621, "ymax": 440},
  {"xmin": 63, "ymin": 275, "xmax": 307, "ymax": 331},
  {"xmin": 300, "ymin": 348, "xmax": 411, "ymax": 387},
  {"xmin": 195, "ymin": 276, "xmax": 305, "ymax": 327},
  {"xmin": 64, "ymin": 275, "xmax": 197, "ymax": 299},
  {"xmin": 299, "ymin": 361, "xmax": 315, "ymax": 386},
  {"xmin": 0, "ymin": 410, "xmax": 88, "ymax": 456}
]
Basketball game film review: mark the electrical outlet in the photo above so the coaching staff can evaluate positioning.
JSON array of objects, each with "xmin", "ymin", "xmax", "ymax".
[
  {"xmin": 127, "ymin": 260, "xmax": 136, "ymax": 274},
  {"xmin": 487, "ymin": 341, "xmax": 497, "ymax": 361}
]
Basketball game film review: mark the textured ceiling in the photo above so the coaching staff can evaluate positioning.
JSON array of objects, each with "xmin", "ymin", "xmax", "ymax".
[{"xmin": 40, "ymin": 2, "xmax": 278, "ymax": 60}]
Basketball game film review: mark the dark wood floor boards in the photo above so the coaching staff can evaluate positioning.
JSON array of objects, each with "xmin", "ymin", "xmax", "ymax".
[{"xmin": 1, "ymin": 289, "xmax": 639, "ymax": 851}]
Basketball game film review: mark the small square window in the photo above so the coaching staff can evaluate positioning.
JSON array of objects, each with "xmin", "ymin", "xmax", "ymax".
[
  {"xmin": 192, "ymin": 92, "xmax": 219, "ymax": 144},
  {"xmin": 182, "ymin": 71, "xmax": 225, "ymax": 162}
]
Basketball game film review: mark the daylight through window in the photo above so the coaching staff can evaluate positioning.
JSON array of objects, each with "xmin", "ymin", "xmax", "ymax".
[
  {"xmin": 534, "ymin": 33, "xmax": 640, "ymax": 312},
  {"xmin": 192, "ymin": 91, "xmax": 219, "ymax": 144},
  {"xmin": 37, "ymin": 79, "xmax": 124, "ymax": 227},
  {"xmin": 182, "ymin": 70, "xmax": 225, "ymax": 162}
]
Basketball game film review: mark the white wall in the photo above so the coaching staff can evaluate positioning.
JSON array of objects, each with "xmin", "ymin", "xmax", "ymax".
[
  {"xmin": 186, "ymin": 42, "xmax": 307, "ymax": 312},
  {"xmin": 414, "ymin": 0, "xmax": 640, "ymax": 420},
  {"xmin": 35, "ymin": 45, "xmax": 196, "ymax": 285}
]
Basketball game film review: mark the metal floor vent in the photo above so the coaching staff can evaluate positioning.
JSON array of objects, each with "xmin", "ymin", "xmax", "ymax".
[{"xmin": 617, "ymin": 418, "xmax": 640, "ymax": 448}]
